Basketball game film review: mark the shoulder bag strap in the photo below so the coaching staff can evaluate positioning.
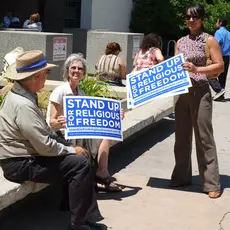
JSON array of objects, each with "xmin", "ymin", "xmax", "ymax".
[{"xmin": 205, "ymin": 33, "xmax": 212, "ymax": 66}]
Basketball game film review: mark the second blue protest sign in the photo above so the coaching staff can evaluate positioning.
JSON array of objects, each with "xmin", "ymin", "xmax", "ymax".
[
  {"xmin": 127, "ymin": 54, "xmax": 191, "ymax": 108},
  {"xmin": 63, "ymin": 96, "xmax": 123, "ymax": 141}
]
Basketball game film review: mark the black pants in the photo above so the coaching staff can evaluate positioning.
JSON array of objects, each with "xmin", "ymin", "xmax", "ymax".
[
  {"xmin": 0, "ymin": 154, "xmax": 100, "ymax": 226},
  {"xmin": 209, "ymin": 56, "xmax": 229, "ymax": 93}
]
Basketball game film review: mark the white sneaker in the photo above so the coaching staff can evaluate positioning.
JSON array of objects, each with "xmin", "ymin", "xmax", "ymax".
[{"xmin": 213, "ymin": 89, "xmax": 226, "ymax": 101}]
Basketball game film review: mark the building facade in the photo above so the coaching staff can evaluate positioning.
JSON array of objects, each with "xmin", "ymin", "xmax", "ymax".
[{"xmin": 1, "ymin": 0, "xmax": 133, "ymax": 32}]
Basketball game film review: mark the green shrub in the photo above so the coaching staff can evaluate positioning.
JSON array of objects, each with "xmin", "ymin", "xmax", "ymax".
[
  {"xmin": 130, "ymin": 0, "xmax": 230, "ymax": 39},
  {"xmin": 37, "ymin": 88, "xmax": 51, "ymax": 118},
  {"xmin": 0, "ymin": 87, "xmax": 50, "ymax": 117},
  {"xmin": 79, "ymin": 75, "xmax": 110, "ymax": 97},
  {"xmin": 0, "ymin": 95, "xmax": 5, "ymax": 105}
]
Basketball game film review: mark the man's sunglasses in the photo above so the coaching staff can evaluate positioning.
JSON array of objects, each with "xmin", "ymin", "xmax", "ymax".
[{"xmin": 185, "ymin": 15, "xmax": 201, "ymax": 21}]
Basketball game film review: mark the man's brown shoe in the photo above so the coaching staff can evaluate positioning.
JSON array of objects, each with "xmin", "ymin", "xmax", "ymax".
[{"xmin": 208, "ymin": 191, "xmax": 221, "ymax": 199}]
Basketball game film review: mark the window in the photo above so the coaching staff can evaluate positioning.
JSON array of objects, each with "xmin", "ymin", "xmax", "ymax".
[{"xmin": 65, "ymin": 0, "xmax": 81, "ymax": 28}]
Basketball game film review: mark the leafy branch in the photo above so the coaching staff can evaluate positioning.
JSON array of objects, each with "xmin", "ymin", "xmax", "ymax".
[{"xmin": 79, "ymin": 74, "xmax": 110, "ymax": 97}]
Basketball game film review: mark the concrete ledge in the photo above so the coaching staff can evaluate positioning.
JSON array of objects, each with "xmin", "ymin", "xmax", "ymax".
[
  {"xmin": 0, "ymin": 81, "xmax": 174, "ymax": 212},
  {"xmin": 122, "ymin": 97, "xmax": 174, "ymax": 139}
]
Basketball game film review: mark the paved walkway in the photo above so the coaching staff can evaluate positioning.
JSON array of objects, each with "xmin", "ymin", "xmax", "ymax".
[
  {"xmin": 1, "ymin": 76, "xmax": 230, "ymax": 230},
  {"xmin": 100, "ymin": 76, "xmax": 230, "ymax": 230}
]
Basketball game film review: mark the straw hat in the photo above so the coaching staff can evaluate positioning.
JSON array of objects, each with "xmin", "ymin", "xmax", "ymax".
[{"xmin": 6, "ymin": 50, "xmax": 57, "ymax": 80}]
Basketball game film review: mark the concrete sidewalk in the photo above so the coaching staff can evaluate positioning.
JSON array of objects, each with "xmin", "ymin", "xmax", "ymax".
[{"xmin": 98, "ymin": 77, "xmax": 230, "ymax": 230}]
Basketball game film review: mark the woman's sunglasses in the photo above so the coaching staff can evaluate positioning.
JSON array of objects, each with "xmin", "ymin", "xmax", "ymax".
[{"xmin": 185, "ymin": 15, "xmax": 201, "ymax": 21}]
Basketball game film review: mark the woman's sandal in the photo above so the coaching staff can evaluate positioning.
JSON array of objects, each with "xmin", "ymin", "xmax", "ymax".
[{"xmin": 95, "ymin": 175, "xmax": 123, "ymax": 192}]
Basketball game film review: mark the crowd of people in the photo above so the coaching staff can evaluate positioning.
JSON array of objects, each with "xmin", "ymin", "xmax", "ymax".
[{"xmin": 0, "ymin": 3, "xmax": 229, "ymax": 230}]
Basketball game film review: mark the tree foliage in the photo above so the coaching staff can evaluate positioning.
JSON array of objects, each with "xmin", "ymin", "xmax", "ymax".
[
  {"xmin": 130, "ymin": 0, "xmax": 181, "ymax": 39},
  {"xmin": 130, "ymin": 0, "xmax": 230, "ymax": 39},
  {"xmin": 204, "ymin": 0, "xmax": 230, "ymax": 34}
]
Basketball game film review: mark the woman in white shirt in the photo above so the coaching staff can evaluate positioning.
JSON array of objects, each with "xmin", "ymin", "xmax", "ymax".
[{"xmin": 47, "ymin": 53, "xmax": 123, "ymax": 193}]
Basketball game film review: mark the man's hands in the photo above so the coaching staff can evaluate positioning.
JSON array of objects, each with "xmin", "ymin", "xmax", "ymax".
[{"xmin": 74, "ymin": 146, "xmax": 88, "ymax": 158}]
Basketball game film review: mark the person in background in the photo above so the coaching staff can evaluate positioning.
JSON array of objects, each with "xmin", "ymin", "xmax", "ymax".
[
  {"xmin": 47, "ymin": 53, "xmax": 123, "ymax": 193},
  {"xmin": 22, "ymin": 16, "xmax": 30, "ymax": 27},
  {"xmin": 209, "ymin": 16, "xmax": 230, "ymax": 101},
  {"xmin": 23, "ymin": 13, "xmax": 42, "ymax": 32},
  {"xmin": 96, "ymin": 42, "xmax": 126, "ymax": 86},
  {"xmin": 0, "ymin": 50, "xmax": 103, "ymax": 230},
  {"xmin": 169, "ymin": 4, "xmax": 224, "ymax": 199},
  {"xmin": 132, "ymin": 33, "xmax": 164, "ymax": 72},
  {"xmin": 3, "ymin": 9, "xmax": 20, "ymax": 28}
]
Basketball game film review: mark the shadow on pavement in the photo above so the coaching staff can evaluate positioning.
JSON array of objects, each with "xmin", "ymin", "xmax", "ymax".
[
  {"xmin": 146, "ymin": 176, "xmax": 201, "ymax": 193},
  {"xmin": 108, "ymin": 117, "xmax": 175, "ymax": 175},
  {"xmin": 223, "ymin": 98, "xmax": 230, "ymax": 102},
  {"xmin": 0, "ymin": 184, "xmax": 109, "ymax": 230},
  {"xmin": 214, "ymin": 97, "xmax": 230, "ymax": 102},
  {"xmin": 0, "ymin": 186, "xmax": 72, "ymax": 230},
  {"xmin": 220, "ymin": 175, "xmax": 230, "ymax": 189},
  {"xmin": 96, "ymin": 184, "xmax": 142, "ymax": 201},
  {"xmin": 146, "ymin": 174, "xmax": 230, "ymax": 194}
]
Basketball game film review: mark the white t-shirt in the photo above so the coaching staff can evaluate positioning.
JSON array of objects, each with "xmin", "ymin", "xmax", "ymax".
[
  {"xmin": 46, "ymin": 81, "xmax": 84, "ymax": 127},
  {"xmin": 46, "ymin": 81, "xmax": 102, "ymax": 154}
]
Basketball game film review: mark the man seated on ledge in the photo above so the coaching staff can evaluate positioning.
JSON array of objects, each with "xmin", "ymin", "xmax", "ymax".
[{"xmin": 0, "ymin": 50, "xmax": 103, "ymax": 230}]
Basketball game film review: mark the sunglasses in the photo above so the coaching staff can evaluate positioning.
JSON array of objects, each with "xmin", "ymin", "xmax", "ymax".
[{"xmin": 185, "ymin": 15, "xmax": 201, "ymax": 21}]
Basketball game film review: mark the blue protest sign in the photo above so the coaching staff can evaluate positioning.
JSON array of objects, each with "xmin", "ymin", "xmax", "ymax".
[
  {"xmin": 127, "ymin": 54, "xmax": 191, "ymax": 108},
  {"xmin": 63, "ymin": 96, "xmax": 123, "ymax": 141}
]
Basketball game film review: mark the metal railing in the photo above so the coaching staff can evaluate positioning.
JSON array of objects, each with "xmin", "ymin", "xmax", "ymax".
[{"xmin": 166, "ymin": 40, "xmax": 176, "ymax": 59}]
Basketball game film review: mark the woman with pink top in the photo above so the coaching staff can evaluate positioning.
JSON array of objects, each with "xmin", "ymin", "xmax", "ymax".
[{"xmin": 133, "ymin": 33, "xmax": 164, "ymax": 71}]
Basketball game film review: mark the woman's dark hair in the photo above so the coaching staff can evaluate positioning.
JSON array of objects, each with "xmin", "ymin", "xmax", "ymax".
[
  {"xmin": 186, "ymin": 4, "xmax": 206, "ymax": 32},
  {"xmin": 105, "ymin": 42, "xmax": 122, "ymax": 55},
  {"xmin": 140, "ymin": 33, "xmax": 162, "ymax": 52},
  {"xmin": 186, "ymin": 4, "xmax": 205, "ymax": 20}
]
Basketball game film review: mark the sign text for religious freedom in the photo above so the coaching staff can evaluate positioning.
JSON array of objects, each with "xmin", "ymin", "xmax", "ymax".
[
  {"xmin": 63, "ymin": 96, "xmax": 122, "ymax": 141},
  {"xmin": 127, "ymin": 54, "xmax": 191, "ymax": 108}
]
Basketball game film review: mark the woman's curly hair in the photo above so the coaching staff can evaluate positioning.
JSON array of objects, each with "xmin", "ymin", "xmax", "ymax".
[{"xmin": 140, "ymin": 33, "xmax": 162, "ymax": 52}]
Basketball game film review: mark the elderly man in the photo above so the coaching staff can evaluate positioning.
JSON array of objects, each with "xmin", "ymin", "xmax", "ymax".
[{"xmin": 0, "ymin": 50, "xmax": 103, "ymax": 230}]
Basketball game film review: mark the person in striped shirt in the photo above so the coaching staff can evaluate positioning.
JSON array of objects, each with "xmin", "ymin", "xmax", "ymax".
[{"xmin": 96, "ymin": 42, "xmax": 127, "ymax": 86}]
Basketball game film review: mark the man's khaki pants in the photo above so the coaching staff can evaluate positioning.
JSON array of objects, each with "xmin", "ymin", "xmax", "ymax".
[{"xmin": 171, "ymin": 87, "xmax": 220, "ymax": 192}]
